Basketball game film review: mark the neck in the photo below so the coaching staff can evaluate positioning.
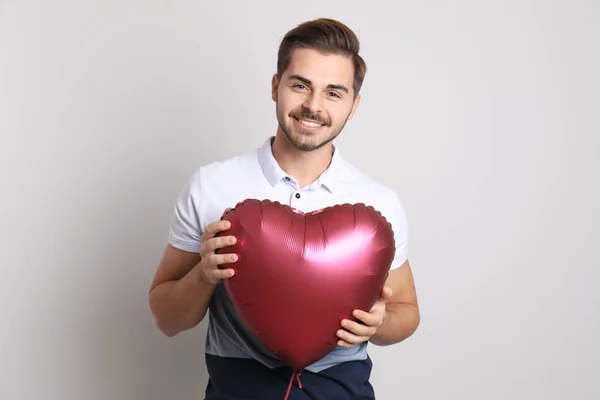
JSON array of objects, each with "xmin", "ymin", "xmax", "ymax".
[{"xmin": 271, "ymin": 131, "xmax": 334, "ymax": 188}]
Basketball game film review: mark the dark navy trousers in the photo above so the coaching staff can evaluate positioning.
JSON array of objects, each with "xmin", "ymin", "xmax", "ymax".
[{"xmin": 204, "ymin": 354, "xmax": 376, "ymax": 400}]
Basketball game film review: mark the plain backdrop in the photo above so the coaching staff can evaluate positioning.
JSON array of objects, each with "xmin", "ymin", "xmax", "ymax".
[{"xmin": 1, "ymin": 1, "xmax": 599, "ymax": 399}]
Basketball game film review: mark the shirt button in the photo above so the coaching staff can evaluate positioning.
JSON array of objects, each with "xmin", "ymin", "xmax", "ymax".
[
  {"xmin": 285, "ymin": 177, "xmax": 291, "ymax": 181},
  {"xmin": 295, "ymin": 193, "xmax": 301, "ymax": 199}
]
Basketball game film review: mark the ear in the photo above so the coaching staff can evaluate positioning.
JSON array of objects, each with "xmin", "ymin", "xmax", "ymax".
[
  {"xmin": 347, "ymin": 93, "xmax": 361, "ymax": 120},
  {"xmin": 271, "ymin": 74, "xmax": 279, "ymax": 102}
]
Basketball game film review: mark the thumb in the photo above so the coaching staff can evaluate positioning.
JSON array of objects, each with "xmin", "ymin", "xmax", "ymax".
[{"xmin": 379, "ymin": 286, "xmax": 393, "ymax": 302}]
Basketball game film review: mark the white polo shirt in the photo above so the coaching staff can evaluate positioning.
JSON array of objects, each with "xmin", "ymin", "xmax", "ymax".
[{"xmin": 168, "ymin": 136, "xmax": 408, "ymax": 372}]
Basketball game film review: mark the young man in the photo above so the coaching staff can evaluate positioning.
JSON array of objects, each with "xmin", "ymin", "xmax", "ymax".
[{"xmin": 149, "ymin": 18, "xmax": 420, "ymax": 400}]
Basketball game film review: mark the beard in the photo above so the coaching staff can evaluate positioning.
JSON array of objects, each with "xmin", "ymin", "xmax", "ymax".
[{"xmin": 276, "ymin": 102, "xmax": 351, "ymax": 152}]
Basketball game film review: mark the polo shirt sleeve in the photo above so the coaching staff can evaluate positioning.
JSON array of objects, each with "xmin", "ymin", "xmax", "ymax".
[
  {"xmin": 167, "ymin": 169, "xmax": 203, "ymax": 254},
  {"xmin": 389, "ymin": 193, "xmax": 409, "ymax": 270}
]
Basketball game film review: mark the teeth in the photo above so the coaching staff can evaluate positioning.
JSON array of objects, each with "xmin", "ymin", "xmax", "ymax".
[{"xmin": 298, "ymin": 119, "xmax": 322, "ymax": 128}]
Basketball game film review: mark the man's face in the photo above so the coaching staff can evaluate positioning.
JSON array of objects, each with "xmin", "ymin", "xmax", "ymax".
[{"xmin": 272, "ymin": 48, "xmax": 361, "ymax": 152}]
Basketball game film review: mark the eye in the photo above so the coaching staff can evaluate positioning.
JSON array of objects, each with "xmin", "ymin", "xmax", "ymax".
[
  {"xmin": 293, "ymin": 84, "xmax": 307, "ymax": 90},
  {"xmin": 328, "ymin": 92, "xmax": 341, "ymax": 99}
]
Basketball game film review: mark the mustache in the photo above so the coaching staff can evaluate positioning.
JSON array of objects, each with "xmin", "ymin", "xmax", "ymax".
[{"xmin": 289, "ymin": 109, "xmax": 330, "ymax": 126}]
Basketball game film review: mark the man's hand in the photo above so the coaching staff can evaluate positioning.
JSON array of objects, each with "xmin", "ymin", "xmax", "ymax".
[
  {"xmin": 198, "ymin": 208, "xmax": 238, "ymax": 284},
  {"xmin": 336, "ymin": 286, "xmax": 393, "ymax": 348}
]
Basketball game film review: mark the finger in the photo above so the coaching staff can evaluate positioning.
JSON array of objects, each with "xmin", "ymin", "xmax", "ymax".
[
  {"xmin": 340, "ymin": 319, "xmax": 376, "ymax": 337},
  {"xmin": 336, "ymin": 329, "xmax": 368, "ymax": 346},
  {"xmin": 336, "ymin": 340, "xmax": 355, "ymax": 349},
  {"xmin": 203, "ymin": 219, "xmax": 232, "ymax": 238},
  {"xmin": 205, "ymin": 253, "xmax": 238, "ymax": 266},
  {"xmin": 207, "ymin": 267, "xmax": 236, "ymax": 282},
  {"xmin": 351, "ymin": 309, "xmax": 382, "ymax": 327},
  {"xmin": 341, "ymin": 318, "xmax": 376, "ymax": 336},
  {"xmin": 202, "ymin": 235, "xmax": 237, "ymax": 253}
]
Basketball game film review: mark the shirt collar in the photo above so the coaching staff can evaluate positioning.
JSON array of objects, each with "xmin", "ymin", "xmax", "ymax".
[{"xmin": 257, "ymin": 136, "xmax": 343, "ymax": 193}]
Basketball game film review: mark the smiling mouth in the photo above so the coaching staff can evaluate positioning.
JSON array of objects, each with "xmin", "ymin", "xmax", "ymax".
[{"xmin": 294, "ymin": 117, "xmax": 326, "ymax": 129}]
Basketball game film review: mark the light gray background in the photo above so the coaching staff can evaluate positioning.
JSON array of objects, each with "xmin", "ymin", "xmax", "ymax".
[{"xmin": 1, "ymin": 1, "xmax": 599, "ymax": 399}]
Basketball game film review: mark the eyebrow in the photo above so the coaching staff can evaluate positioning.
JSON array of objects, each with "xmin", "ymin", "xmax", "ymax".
[{"xmin": 288, "ymin": 74, "xmax": 350, "ymax": 94}]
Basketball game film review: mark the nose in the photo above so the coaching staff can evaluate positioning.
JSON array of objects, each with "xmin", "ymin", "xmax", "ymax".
[{"xmin": 302, "ymin": 92, "xmax": 323, "ymax": 115}]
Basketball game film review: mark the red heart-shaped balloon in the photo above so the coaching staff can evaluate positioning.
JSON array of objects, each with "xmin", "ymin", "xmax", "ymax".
[{"xmin": 217, "ymin": 198, "xmax": 396, "ymax": 372}]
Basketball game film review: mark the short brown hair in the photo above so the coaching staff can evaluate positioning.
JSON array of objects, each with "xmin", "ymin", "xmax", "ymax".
[{"xmin": 277, "ymin": 18, "xmax": 367, "ymax": 98}]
